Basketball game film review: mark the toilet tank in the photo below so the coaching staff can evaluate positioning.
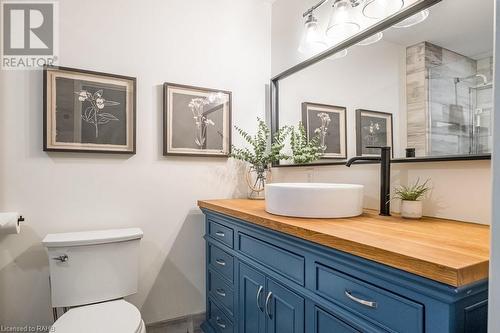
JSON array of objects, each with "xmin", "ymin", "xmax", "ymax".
[{"xmin": 42, "ymin": 228, "xmax": 143, "ymax": 308}]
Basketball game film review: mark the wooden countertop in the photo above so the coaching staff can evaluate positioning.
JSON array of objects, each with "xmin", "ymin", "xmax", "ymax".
[{"xmin": 198, "ymin": 199, "xmax": 490, "ymax": 287}]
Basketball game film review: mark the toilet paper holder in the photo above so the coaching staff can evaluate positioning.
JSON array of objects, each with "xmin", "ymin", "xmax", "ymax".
[{"xmin": 18, "ymin": 216, "xmax": 25, "ymax": 223}]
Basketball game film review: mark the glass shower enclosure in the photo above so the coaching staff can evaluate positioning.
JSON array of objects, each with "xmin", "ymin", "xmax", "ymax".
[{"xmin": 428, "ymin": 64, "xmax": 493, "ymax": 156}]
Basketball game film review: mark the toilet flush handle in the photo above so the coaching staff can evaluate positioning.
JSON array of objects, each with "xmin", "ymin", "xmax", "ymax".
[{"xmin": 52, "ymin": 254, "xmax": 69, "ymax": 263}]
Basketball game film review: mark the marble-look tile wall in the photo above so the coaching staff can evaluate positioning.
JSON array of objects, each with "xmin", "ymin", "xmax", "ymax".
[
  {"xmin": 406, "ymin": 42, "xmax": 492, "ymax": 156},
  {"xmin": 406, "ymin": 42, "xmax": 428, "ymax": 156}
]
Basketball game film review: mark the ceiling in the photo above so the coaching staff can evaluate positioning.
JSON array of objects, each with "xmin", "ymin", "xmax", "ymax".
[{"xmin": 383, "ymin": 0, "xmax": 494, "ymax": 59}]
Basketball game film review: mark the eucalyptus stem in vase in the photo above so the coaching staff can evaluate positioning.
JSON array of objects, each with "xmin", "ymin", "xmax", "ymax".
[
  {"xmin": 290, "ymin": 122, "xmax": 324, "ymax": 164},
  {"xmin": 231, "ymin": 118, "xmax": 290, "ymax": 200}
]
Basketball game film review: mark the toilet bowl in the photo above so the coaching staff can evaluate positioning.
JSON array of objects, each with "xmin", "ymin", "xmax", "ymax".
[
  {"xmin": 51, "ymin": 300, "xmax": 146, "ymax": 333},
  {"xmin": 42, "ymin": 228, "xmax": 146, "ymax": 333}
]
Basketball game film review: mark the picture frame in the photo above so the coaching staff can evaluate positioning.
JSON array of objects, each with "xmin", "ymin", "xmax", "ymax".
[
  {"xmin": 163, "ymin": 83, "xmax": 232, "ymax": 157},
  {"xmin": 43, "ymin": 66, "xmax": 136, "ymax": 154},
  {"xmin": 356, "ymin": 109, "xmax": 394, "ymax": 156},
  {"xmin": 301, "ymin": 102, "xmax": 347, "ymax": 159}
]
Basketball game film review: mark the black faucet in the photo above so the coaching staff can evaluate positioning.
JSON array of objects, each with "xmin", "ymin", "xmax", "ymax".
[{"xmin": 346, "ymin": 147, "xmax": 391, "ymax": 216}]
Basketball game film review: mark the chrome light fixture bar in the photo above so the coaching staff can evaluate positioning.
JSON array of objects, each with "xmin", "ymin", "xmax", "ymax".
[{"xmin": 302, "ymin": 0, "xmax": 363, "ymax": 18}]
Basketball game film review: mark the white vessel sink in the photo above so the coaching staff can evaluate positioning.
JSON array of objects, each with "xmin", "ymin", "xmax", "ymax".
[{"xmin": 265, "ymin": 183, "xmax": 364, "ymax": 218}]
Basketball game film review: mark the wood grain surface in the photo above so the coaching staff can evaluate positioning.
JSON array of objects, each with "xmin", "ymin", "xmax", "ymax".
[{"xmin": 198, "ymin": 199, "xmax": 490, "ymax": 287}]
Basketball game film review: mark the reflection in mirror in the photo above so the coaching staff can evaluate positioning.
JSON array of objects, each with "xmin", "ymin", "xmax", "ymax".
[
  {"xmin": 298, "ymin": 0, "xmax": 426, "ymax": 58},
  {"xmin": 278, "ymin": 0, "xmax": 494, "ymax": 165}
]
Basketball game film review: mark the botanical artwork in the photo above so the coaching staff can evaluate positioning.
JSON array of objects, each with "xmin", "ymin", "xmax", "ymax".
[
  {"xmin": 356, "ymin": 109, "xmax": 393, "ymax": 156},
  {"xmin": 301, "ymin": 102, "xmax": 347, "ymax": 159},
  {"xmin": 164, "ymin": 83, "xmax": 231, "ymax": 157},
  {"xmin": 75, "ymin": 89, "xmax": 120, "ymax": 138},
  {"xmin": 44, "ymin": 66, "xmax": 136, "ymax": 154}
]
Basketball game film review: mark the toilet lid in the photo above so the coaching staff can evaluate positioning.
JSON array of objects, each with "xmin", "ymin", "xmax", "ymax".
[{"xmin": 51, "ymin": 300, "xmax": 143, "ymax": 333}]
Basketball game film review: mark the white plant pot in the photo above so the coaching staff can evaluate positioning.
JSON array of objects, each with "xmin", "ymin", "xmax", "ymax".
[{"xmin": 400, "ymin": 200, "xmax": 423, "ymax": 219}]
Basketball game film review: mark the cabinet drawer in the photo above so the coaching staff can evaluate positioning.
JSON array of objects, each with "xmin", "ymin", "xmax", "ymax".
[
  {"xmin": 208, "ymin": 269, "xmax": 234, "ymax": 316},
  {"xmin": 238, "ymin": 232, "xmax": 305, "ymax": 285},
  {"xmin": 209, "ymin": 244, "xmax": 234, "ymax": 282},
  {"xmin": 208, "ymin": 219, "xmax": 234, "ymax": 248},
  {"xmin": 315, "ymin": 263, "xmax": 424, "ymax": 333},
  {"xmin": 209, "ymin": 299, "xmax": 234, "ymax": 333},
  {"xmin": 315, "ymin": 307, "xmax": 360, "ymax": 333}
]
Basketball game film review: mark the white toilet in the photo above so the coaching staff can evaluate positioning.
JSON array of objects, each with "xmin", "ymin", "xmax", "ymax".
[{"xmin": 42, "ymin": 228, "xmax": 146, "ymax": 333}]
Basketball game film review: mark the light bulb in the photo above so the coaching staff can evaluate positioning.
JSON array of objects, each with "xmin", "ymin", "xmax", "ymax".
[
  {"xmin": 363, "ymin": 0, "xmax": 404, "ymax": 19},
  {"xmin": 326, "ymin": 0, "xmax": 360, "ymax": 43},
  {"xmin": 298, "ymin": 13, "xmax": 328, "ymax": 54},
  {"xmin": 393, "ymin": 9, "xmax": 429, "ymax": 28}
]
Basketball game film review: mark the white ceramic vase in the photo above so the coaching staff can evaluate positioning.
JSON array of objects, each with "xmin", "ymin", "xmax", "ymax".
[{"xmin": 400, "ymin": 200, "xmax": 423, "ymax": 219}]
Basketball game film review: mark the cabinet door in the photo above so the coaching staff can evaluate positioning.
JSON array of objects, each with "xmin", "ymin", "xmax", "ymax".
[
  {"xmin": 239, "ymin": 262, "xmax": 266, "ymax": 333},
  {"xmin": 266, "ymin": 278, "xmax": 305, "ymax": 333},
  {"xmin": 315, "ymin": 307, "xmax": 360, "ymax": 333}
]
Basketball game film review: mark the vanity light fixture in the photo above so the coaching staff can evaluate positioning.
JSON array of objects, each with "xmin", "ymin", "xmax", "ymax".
[
  {"xmin": 326, "ymin": 0, "xmax": 361, "ymax": 42},
  {"xmin": 392, "ymin": 9, "xmax": 429, "ymax": 28},
  {"xmin": 298, "ymin": 0, "xmax": 428, "ymax": 54},
  {"xmin": 298, "ymin": 13, "xmax": 328, "ymax": 54},
  {"xmin": 298, "ymin": 0, "xmax": 362, "ymax": 54},
  {"xmin": 362, "ymin": 0, "xmax": 404, "ymax": 19}
]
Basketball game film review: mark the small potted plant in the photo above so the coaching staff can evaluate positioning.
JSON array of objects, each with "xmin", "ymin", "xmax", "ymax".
[
  {"xmin": 231, "ymin": 118, "xmax": 290, "ymax": 200},
  {"xmin": 392, "ymin": 178, "xmax": 431, "ymax": 219}
]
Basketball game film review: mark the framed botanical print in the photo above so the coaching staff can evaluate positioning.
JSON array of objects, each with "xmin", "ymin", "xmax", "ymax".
[
  {"xmin": 356, "ymin": 109, "xmax": 394, "ymax": 156},
  {"xmin": 43, "ymin": 66, "xmax": 136, "ymax": 154},
  {"xmin": 302, "ymin": 102, "xmax": 347, "ymax": 159},
  {"xmin": 163, "ymin": 83, "xmax": 232, "ymax": 157}
]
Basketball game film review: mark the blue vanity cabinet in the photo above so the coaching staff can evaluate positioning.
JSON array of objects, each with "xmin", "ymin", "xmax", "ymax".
[{"xmin": 201, "ymin": 209, "xmax": 488, "ymax": 333}]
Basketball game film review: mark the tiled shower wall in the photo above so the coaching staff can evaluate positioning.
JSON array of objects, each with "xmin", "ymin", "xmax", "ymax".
[{"xmin": 406, "ymin": 42, "xmax": 493, "ymax": 156}]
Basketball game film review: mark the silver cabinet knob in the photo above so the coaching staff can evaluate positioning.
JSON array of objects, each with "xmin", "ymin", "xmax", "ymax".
[
  {"xmin": 265, "ymin": 291, "xmax": 273, "ymax": 319},
  {"xmin": 344, "ymin": 290, "xmax": 377, "ymax": 309},
  {"xmin": 52, "ymin": 255, "xmax": 69, "ymax": 262},
  {"xmin": 216, "ymin": 288, "xmax": 226, "ymax": 297},
  {"xmin": 215, "ymin": 259, "xmax": 226, "ymax": 266},
  {"xmin": 256, "ymin": 285, "xmax": 264, "ymax": 312},
  {"xmin": 215, "ymin": 316, "xmax": 226, "ymax": 329}
]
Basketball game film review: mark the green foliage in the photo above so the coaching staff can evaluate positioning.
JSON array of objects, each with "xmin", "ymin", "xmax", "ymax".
[
  {"xmin": 289, "ymin": 122, "xmax": 323, "ymax": 164},
  {"xmin": 392, "ymin": 178, "xmax": 431, "ymax": 201},
  {"xmin": 231, "ymin": 118, "xmax": 290, "ymax": 169}
]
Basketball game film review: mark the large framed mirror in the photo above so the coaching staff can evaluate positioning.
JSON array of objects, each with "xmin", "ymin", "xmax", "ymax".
[{"xmin": 271, "ymin": 0, "xmax": 494, "ymax": 166}]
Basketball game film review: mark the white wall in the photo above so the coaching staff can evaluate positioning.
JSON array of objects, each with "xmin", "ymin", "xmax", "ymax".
[
  {"xmin": 488, "ymin": 0, "xmax": 500, "ymax": 330},
  {"xmin": 0, "ymin": 0, "xmax": 271, "ymax": 327}
]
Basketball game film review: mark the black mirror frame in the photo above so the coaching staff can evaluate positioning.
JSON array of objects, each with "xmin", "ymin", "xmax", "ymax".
[{"xmin": 270, "ymin": 0, "xmax": 492, "ymax": 167}]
